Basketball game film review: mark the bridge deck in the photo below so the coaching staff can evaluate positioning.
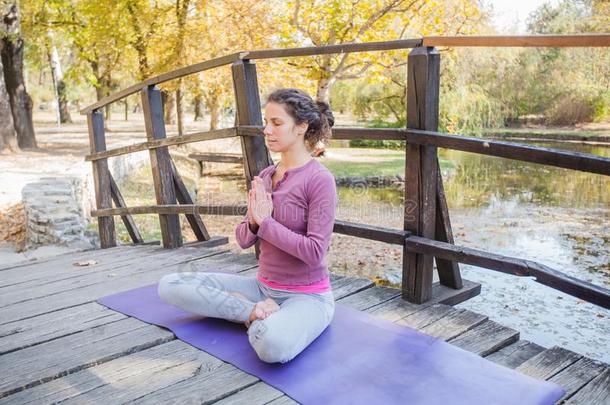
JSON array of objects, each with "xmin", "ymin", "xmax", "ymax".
[{"xmin": 0, "ymin": 239, "xmax": 607, "ymax": 404}]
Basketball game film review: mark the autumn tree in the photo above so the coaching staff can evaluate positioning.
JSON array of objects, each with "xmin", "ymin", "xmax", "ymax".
[
  {"xmin": 271, "ymin": 0, "xmax": 483, "ymax": 104},
  {"xmin": 21, "ymin": 0, "xmax": 73, "ymax": 123},
  {"xmin": 176, "ymin": 0, "xmax": 278, "ymax": 130},
  {"xmin": 1, "ymin": 1, "xmax": 36, "ymax": 149},
  {"xmin": 0, "ymin": 56, "xmax": 18, "ymax": 151}
]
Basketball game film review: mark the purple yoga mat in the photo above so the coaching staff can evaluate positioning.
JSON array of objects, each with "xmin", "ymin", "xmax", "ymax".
[{"xmin": 97, "ymin": 283, "xmax": 565, "ymax": 404}]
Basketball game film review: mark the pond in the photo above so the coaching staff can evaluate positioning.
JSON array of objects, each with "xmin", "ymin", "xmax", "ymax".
[{"xmin": 336, "ymin": 141, "xmax": 610, "ymax": 363}]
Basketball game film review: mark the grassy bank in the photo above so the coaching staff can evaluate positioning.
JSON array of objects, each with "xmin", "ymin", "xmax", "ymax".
[
  {"xmin": 484, "ymin": 127, "xmax": 610, "ymax": 142},
  {"xmin": 320, "ymin": 147, "xmax": 455, "ymax": 177}
]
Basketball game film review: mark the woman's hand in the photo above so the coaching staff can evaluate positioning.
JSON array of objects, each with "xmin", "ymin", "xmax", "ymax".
[{"xmin": 248, "ymin": 176, "xmax": 273, "ymax": 226}]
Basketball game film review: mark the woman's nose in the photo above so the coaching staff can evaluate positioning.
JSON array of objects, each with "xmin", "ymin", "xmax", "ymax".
[{"xmin": 263, "ymin": 123, "xmax": 273, "ymax": 136}]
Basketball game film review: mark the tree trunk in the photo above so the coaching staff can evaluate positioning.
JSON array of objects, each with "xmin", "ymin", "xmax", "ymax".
[
  {"xmin": 91, "ymin": 61, "xmax": 103, "ymax": 100},
  {"xmin": 209, "ymin": 100, "xmax": 221, "ymax": 130},
  {"xmin": 316, "ymin": 76, "xmax": 335, "ymax": 103},
  {"xmin": 176, "ymin": 88, "xmax": 183, "ymax": 136},
  {"xmin": 1, "ymin": 4, "xmax": 36, "ymax": 149},
  {"xmin": 162, "ymin": 90, "xmax": 176, "ymax": 125},
  {"xmin": 0, "ymin": 57, "xmax": 18, "ymax": 152},
  {"xmin": 98, "ymin": 72, "xmax": 112, "ymax": 120},
  {"xmin": 125, "ymin": 1, "xmax": 151, "ymax": 80},
  {"xmin": 57, "ymin": 79, "xmax": 71, "ymax": 123},
  {"xmin": 47, "ymin": 40, "xmax": 71, "ymax": 123},
  {"xmin": 193, "ymin": 95, "xmax": 203, "ymax": 121}
]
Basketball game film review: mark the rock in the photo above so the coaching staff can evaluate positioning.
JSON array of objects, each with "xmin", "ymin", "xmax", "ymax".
[
  {"xmin": 333, "ymin": 175, "xmax": 405, "ymax": 189},
  {"xmin": 376, "ymin": 271, "xmax": 402, "ymax": 285}
]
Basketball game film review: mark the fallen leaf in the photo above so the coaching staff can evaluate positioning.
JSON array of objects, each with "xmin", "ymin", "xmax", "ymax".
[{"xmin": 73, "ymin": 260, "xmax": 98, "ymax": 267}]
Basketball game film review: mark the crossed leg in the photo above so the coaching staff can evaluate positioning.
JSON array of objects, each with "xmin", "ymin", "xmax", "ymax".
[
  {"xmin": 157, "ymin": 271, "xmax": 268, "ymax": 324},
  {"xmin": 247, "ymin": 294, "xmax": 335, "ymax": 363}
]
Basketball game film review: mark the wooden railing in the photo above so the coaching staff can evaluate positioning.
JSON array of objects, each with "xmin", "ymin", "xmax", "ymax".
[{"xmin": 83, "ymin": 34, "xmax": 610, "ymax": 308}]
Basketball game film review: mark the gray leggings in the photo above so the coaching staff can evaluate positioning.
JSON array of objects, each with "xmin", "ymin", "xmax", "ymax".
[{"xmin": 157, "ymin": 271, "xmax": 335, "ymax": 364}]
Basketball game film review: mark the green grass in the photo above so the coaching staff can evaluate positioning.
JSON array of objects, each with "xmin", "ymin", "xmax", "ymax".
[
  {"xmin": 321, "ymin": 148, "xmax": 455, "ymax": 177},
  {"xmin": 484, "ymin": 128, "xmax": 609, "ymax": 138}
]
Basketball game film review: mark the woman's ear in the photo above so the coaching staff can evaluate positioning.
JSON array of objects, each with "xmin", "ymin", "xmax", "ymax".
[{"xmin": 297, "ymin": 121, "xmax": 308, "ymax": 136}]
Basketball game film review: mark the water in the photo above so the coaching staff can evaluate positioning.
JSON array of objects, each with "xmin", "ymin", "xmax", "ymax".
[{"xmin": 336, "ymin": 142, "xmax": 610, "ymax": 363}]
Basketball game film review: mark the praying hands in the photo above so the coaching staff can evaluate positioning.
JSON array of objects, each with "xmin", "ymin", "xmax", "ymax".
[{"xmin": 248, "ymin": 176, "xmax": 273, "ymax": 228}]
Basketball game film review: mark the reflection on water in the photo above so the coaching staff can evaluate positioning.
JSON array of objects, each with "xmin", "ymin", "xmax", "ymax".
[
  {"xmin": 339, "ymin": 142, "xmax": 610, "ymax": 209},
  {"xmin": 442, "ymin": 143, "xmax": 610, "ymax": 208}
]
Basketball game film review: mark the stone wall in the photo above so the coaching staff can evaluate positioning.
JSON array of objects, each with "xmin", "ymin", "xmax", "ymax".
[
  {"xmin": 22, "ymin": 178, "xmax": 98, "ymax": 249},
  {"xmin": 335, "ymin": 175, "xmax": 405, "ymax": 188}
]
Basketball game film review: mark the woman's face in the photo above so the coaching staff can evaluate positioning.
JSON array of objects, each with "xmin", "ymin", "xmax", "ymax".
[{"xmin": 263, "ymin": 101, "xmax": 307, "ymax": 153}]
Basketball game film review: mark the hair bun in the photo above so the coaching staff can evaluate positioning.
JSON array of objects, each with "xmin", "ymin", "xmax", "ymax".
[{"xmin": 316, "ymin": 101, "xmax": 335, "ymax": 128}]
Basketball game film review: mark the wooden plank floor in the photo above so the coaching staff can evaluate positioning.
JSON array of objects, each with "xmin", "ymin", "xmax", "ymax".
[{"xmin": 0, "ymin": 240, "xmax": 608, "ymax": 404}]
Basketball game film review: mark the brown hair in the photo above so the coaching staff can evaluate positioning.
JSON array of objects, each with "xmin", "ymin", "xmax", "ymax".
[{"xmin": 265, "ymin": 88, "xmax": 334, "ymax": 156}]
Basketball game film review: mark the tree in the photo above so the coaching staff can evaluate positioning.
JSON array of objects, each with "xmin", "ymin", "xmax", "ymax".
[
  {"xmin": 177, "ymin": 0, "xmax": 278, "ymax": 130},
  {"xmin": 18, "ymin": 0, "xmax": 73, "ymax": 124},
  {"xmin": 46, "ymin": 34, "xmax": 72, "ymax": 123},
  {"xmin": 1, "ymin": 1, "xmax": 36, "ymax": 149},
  {"xmin": 322, "ymin": 0, "xmax": 483, "ymax": 129},
  {"xmin": 276, "ymin": 0, "xmax": 483, "ymax": 103},
  {"xmin": 522, "ymin": 0, "xmax": 610, "ymax": 123},
  {"xmin": 0, "ymin": 55, "xmax": 18, "ymax": 152}
]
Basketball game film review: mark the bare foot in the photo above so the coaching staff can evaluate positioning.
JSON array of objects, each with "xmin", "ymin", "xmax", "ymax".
[
  {"xmin": 245, "ymin": 298, "xmax": 280, "ymax": 328},
  {"xmin": 228, "ymin": 291, "xmax": 255, "ymax": 328}
]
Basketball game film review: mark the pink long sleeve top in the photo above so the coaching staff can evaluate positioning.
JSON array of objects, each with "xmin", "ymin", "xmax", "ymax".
[{"xmin": 235, "ymin": 158, "xmax": 337, "ymax": 293}]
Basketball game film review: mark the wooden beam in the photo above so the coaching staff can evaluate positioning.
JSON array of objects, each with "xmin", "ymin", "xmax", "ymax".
[
  {"xmin": 406, "ymin": 129, "xmax": 610, "ymax": 176},
  {"xmin": 333, "ymin": 220, "xmax": 410, "ymax": 245},
  {"xmin": 85, "ymin": 128, "xmax": 238, "ymax": 162},
  {"xmin": 92, "ymin": 204, "xmax": 247, "ymax": 217},
  {"xmin": 87, "ymin": 211, "xmax": 410, "ymax": 246},
  {"xmin": 237, "ymin": 125, "xmax": 406, "ymax": 141},
  {"xmin": 435, "ymin": 168, "xmax": 462, "ymax": 289},
  {"xmin": 170, "ymin": 160, "xmax": 211, "ymax": 241},
  {"xmin": 188, "ymin": 152, "xmax": 244, "ymax": 163},
  {"xmin": 240, "ymin": 124, "xmax": 610, "ymax": 176},
  {"xmin": 108, "ymin": 174, "xmax": 144, "ymax": 244},
  {"xmin": 423, "ymin": 34, "xmax": 610, "ymax": 48},
  {"xmin": 86, "ymin": 111, "xmax": 116, "ymax": 248},
  {"xmin": 141, "ymin": 85, "xmax": 183, "ymax": 248},
  {"xmin": 80, "ymin": 53, "xmax": 242, "ymax": 114},
  {"xmin": 404, "ymin": 236, "xmax": 610, "ymax": 310},
  {"xmin": 243, "ymin": 38, "xmax": 422, "ymax": 60}
]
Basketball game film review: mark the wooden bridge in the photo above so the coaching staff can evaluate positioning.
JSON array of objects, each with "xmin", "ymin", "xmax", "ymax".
[{"xmin": 1, "ymin": 34, "xmax": 609, "ymax": 403}]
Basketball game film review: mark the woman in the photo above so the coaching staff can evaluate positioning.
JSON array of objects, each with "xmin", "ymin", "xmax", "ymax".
[{"xmin": 158, "ymin": 88, "xmax": 337, "ymax": 364}]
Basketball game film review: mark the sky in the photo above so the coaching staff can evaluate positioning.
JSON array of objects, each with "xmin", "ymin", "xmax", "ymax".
[{"xmin": 483, "ymin": 0, "xmax": 562, "ymax": 33}]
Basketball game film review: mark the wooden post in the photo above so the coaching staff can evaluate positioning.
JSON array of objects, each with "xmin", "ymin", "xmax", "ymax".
[
  {"xmin": 435, "ymin": 169, "xmax": 463, "ymax": 288},
  {"xmin": 141, "ymin": 85, "xmax": 183, "ymax": 248},
  {"xmin": 232, "ymin": 59, "xmax": 272, "ymax": 258},
  {"xmin": 170, "ymin": 160, "xmax": 211, "ymax": 241},
  {"xmin": 87, "ymin": 110, "xmax": 116, "ymax": 248},
  {"xmin": 403, "ymin": 46, "xmax": 440, "ymax": 303},
  {"xmin": 108, "ymin": 173, "xmax": 144, "ymax": 244}
]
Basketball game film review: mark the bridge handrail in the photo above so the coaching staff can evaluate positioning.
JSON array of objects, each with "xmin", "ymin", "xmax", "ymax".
[{"xmin": 80, "ymin": 34, "xmax": 610, "ymax": 115}]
